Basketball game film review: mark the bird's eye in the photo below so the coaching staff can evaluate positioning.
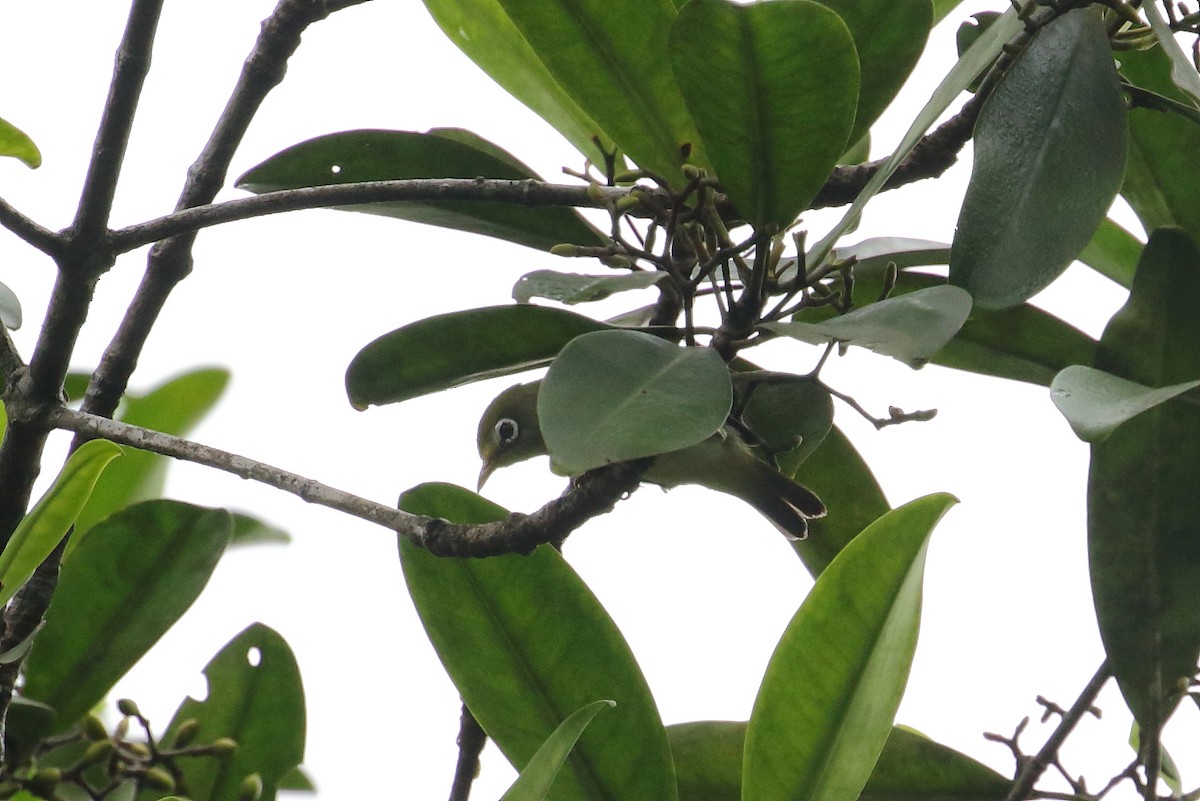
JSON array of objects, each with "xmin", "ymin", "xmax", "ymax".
[{"xmin": 494, "ymin": 418, "xmax": 519, "ymax": 446}]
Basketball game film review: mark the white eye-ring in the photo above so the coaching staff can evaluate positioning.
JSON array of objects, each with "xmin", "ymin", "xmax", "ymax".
[{"xmin": 495, "ymin": 418, "xmax": 519, "ymax": 446}]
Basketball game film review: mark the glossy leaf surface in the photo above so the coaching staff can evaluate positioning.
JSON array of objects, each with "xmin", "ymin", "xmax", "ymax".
[
  {"xmin": 1119, "ymin": 47, "xmax": 1200, "ymax": 240},
  {"xmin": 494, "ymin": 0, "xmax": 701, "ymax": 183},
  {"xmin": 73, "ymin": 367, "xmax": 230, "ymax": 539},
  {"xmin": 540, "ymin": 330, "xmax": 732, "ymax": 473},
  {"xmin": 0, "ymin": 116, "xmax": 40, "ymax": 168},
  {"xmin": 1088, "ymin": 228, "xmax": 1200, "ymax": 734},
  {"xmin": 1051, "ymin": 365, "xmax": 1200, "ymax": 443},
  {"xmin": 765, "ymin": 286, "xmax": 972, "ymax": 368},
  {"xmin": 669, "ymin": 0, "xmax": 859, "ymax": 229},
  {"xmin": 421, "ymin": 0, "xmax": 618, "ymax": 165},
  {"xmin": 0, "ymin": 439, "xmax": 122, "ymax": 607},
  {"xmin": 237, "ymin": 129, "xmax": 604, "ymax": 251},
  {"xmin": 23, "ymin": 501, "xmax": 232, "ymax": 732},
  {"xmin": 152, "ymin": 624, "xmax": 305, "ymax": 801},
  {"xmin": 744, "ymin": 493, "xmax": 956, "ymax": 801},
  {"xmin": 346, "ymin": 305, "xmax": 609, "ymax": 408},
  {"xmin": 950, "ymin": 8, "xmax": 1127, "ymax": 311},
  {"xmin": 399, "ymin": 483, "xmax": 676, "ymax": 801},
  {"xmin": 499, "ymin": 700, "xmax": 615, "ymax": 801},
  {"xmin": 512, "ymin": 270, "xmax": 667, "ymax": 305}
]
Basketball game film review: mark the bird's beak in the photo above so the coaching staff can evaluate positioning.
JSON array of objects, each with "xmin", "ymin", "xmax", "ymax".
[{"xmin": 477, "ymin": 459, "xmax": 497, "ymax": 492}]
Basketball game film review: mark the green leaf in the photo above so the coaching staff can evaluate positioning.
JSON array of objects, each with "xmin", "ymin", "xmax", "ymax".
[
  {"xmin": 743, "ymin": 493, "xmax": 957, "ymax": 801},
  {"xmin": 539, "ymin": 330, "xmax": 732, "ymax": 473},
  {"xmin": 808, "ymin": 8, "xmax": 1022, "ymax": 266},
  {"xmin": 667, "ymin": 721, "xmax": 1012, "ymax": 801},
  {"xmin": 1130, "ymin": 722, "xmax": 1185, "ymax": 798},
  {"xmin": 0, "ymin": 279, "xmax": 22, "ymax": 330},
  {"xmin": 1078, "ymin": 217, "xmax": 1143, "ymax": 288},
  {"xmin": 764, "ymin": 285, "xmax": 973, "ymax": 368},
  {"xmin": 236, "ymin": 129, "xmax": 604, "ymax": 251},
  {"xmin": 0, "ymin": 116, "xmax": 41, "ymax": 168},
  {"xmin": 492, "ymin": 0, "xmax": 701, "ymax": 183},
  {"xmin": 0, "ymin": 439, "xmax": 122, "ymax": 608},
  {"xmin": 230, "ymin": 513, "xmax": 291, "ymax": 547},
  {"xmin": 932, "ymin": 0, "xmax": 967, "ymax": 24},
  {"xmin": 950, "ymin": 8, "xmax": 1127, "ymax": 311},
  {"xmin": 1088, "ymin": 228, "xmax": 1200, "ymax": 734},
  {"xmin": 513, "ymin": 270, "xmax": 668, "ymax": 305},
  {"xmin": 151, "ymin": 624, "xmax": 306, "ymax": 801},
  {"xmin": 740, "ymin": 376, "xmax": 833, "ymax": 474},
  {"xmin": 1143, "ymin": 2, "xmax": 1200, "ymax": 107},
  {"xmin": 1051, "ymin": 365, "xmax": 1200, "ymax": 443},
  {"xmin": 22, "ymin": 501, "xmax": 232, "ymax": 733},
  {"xmin": 421, "ymin": 0, "xmax": 620, "ymax": 165},
  {"xmin": 345, "ymin": 305, "xmax": 609, "ymax": 409},
  {"xmin": 399, "ymin": 483, "xmax": 677, "ymax": 801},
  {"xmin": 1118, "ymin": 46, "xmax": 1200, "ymax": 241},
  {"xmin": 791, "ymin": 425, "xmax": 890, "ymax": 576},
  {"xmin": 815, "ymin": 0, "xmax": 932, "ymax": 147},
  {"xmin": 669, "ymin": 0, "xmax": 859, "ymax": 229},
  {"xmin": 499, "ymin": 700, "xmax": 616, "ymax": 801},
  {"xmin": 72, "ymin": 367, "xmax": 230, "ymax": 539}
]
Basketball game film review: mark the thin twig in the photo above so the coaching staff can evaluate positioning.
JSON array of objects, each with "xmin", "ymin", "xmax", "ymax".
[
  {"xmin": 0, "ymin": 196, "xmax": 61, "ymax": 257},
  {"xmin": 448, "ymin": 704, "xmax": 487, "ymax": 801}
]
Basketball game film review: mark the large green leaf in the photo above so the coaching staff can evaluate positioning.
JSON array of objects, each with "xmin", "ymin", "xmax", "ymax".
[
  {"xmin": 399, "ymin": 483, "xmax": 677, "ymax": 801},
  {"xmin": 765, "ymin": 285, "xmax": 972, "ymax": 368},
  {"xmin": 1088, "ymin": 228, "xmax": 1200, "ymax": 734},
  {"xmin": 499, "ymin": 700, "xmax": 615, "ymax": 801},
  {"xmin": 151, "ymin": 624, "xmax": 305, "ymax": 801},
  {"xmin": 743, "ymin": 493, "xmax": 957, "ymax": 801},
  {"xmin": 1118, "ymin": 47, "xmax": 1200, "ymax": 241},
  {"xmin": 493, "ymin": 0, "xmax": 702, "ymax": 183},
  {"xmin": 0, "ymin": 439, "xmax": 122, "ymax": 608},
  {"xmin": 815, "ymin": 1, "xmax": 932, "ymax": 147},
  {"xmin": 421, "ymin": 0, "xmax": 619, "ymax": 165},
  {"xmin": 669, "ymin": 0, "xmax": 859, "ymax": 230},
  {"xmin": 539, "ymin": 330, "xmax": 732, "ymax": 473},
  {"xmin": 0, "ymin": 116, "xmax": 40, "ymax": 168},
  {"xmin": 950, "ymin": 8, "xmax": 1127, "ymax": 311},
  {"xmin": 1051, "ymin": 365, "xmax": 1200, "ymax": 443},
  {"xmin": 345, "ymin": 305, "xmax": 609, "ymax": 409},
  {"xmin": 237, "ymin": 129, "xmax": 604, "ymax": 251},
  {"xmin": 668, "ymin": 721, "xmax": 1011, "ymax": 801},
  {"xmin": 22, "ymin": 501, "xmax": 232, "ymax": 733},
  {"xmin": 72, "ymin": 368, "xmax": 230, "ymax": 538}
]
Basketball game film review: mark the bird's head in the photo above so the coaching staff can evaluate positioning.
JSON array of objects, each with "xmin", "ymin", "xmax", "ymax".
[{"xmin": 476, "ymin": 381, "xmax": 547, "ymax": 490}]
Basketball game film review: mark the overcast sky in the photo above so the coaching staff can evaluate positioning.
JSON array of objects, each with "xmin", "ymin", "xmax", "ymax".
[{"xmin": 0, "ymin": 2, "xmax": 1182, "ymax": 799}]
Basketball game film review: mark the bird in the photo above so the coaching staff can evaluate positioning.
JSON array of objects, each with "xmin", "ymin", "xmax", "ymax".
[{"xmin": 475, "ymin": 380, "xmax": 826, "ymax": 540}]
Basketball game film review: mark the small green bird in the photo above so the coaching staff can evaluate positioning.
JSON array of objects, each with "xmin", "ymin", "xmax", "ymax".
[{"xmin": 476, "ymin": 381, "xmax": 827, "ymax": 540}]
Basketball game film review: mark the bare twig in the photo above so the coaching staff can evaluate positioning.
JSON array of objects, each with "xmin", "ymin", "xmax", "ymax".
[
  {"xmin": 448, "ymin": 704, "xmax": 487, "ymax": 801},
  {"xmin": 0, "ymin": 196, "xmax": 61, "ymax": 257}
]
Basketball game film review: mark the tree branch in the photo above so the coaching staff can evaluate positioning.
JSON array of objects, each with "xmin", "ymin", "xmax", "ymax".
[
  {"xmin": 448, "ymin": 704, "xmax": 487, "ymax": 801},
  {"xmin": 0, "ymin": 196, "xmax": 61, "ymax": 257},
  {"xmin": 109, "ymin": 179, "xmax": 630, "ymax": 253},
  {"xmin": 45, "ymin": 405, "xmax": 646, "ymax": 557}
]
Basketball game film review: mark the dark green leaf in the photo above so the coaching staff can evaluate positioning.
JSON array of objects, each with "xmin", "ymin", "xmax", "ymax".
[
  {"xmin": 815, "ymin": 0, "xmax": 932, "ymax": 147},
  {"xmin": 1118, "ymin": 47, "xmax": 1200, "ymax": 241},
  {"xmin": 345, "ymin": 305, "xmax": 609, "ymax": 409},
  {"xmin": 950, "ymin": 8, "xmax": 1127, "ymax": 311},
  {"xmin": 23, "ymin": 501, "xmax": 232, "ymax": 733},
  {"xmin": 1051, "ymin": 365, "xmax": 1200, "ymax": 443},
  {"xmin": 1143, "ymin": 2, "xmax": 1200, "ymax": 106},
  {"xmin": 540, "ymin": 330, "xmax": 732, "ymax": 473},
  {"xmin": 1078, "ymin": 218, "xmax": 1143, "ymax": 288},
  {"xmin": 932, "ymin": 0, "xmax": 967, "ymax": 24},
  {"xmin": 279, "ymin": 766, "xmax": 316, "ymax": 793},
  {"xmin": 230, "ymin": 513, "xmax": 291, "ymax": 547},
  {"xmin": 499, "ymin": 700, "xmax": 616, "ymax": 801},
  {"xmin": 1088, "ymin": 228, "xmax": 1200, "ymax": 734},
  {"xmin": 421, "ymin": 0, "xmax": 619, "ymax": 165},
  {"xmin": 765, "ymin": 286, "xmax": 973, "ymax": 368},
  {"xmin": 791, "ymin": 425, "xmax": 890, "ymax": 576},
  {"xmin": 73, "ymin": 368, "xmax": 230, "ymax": 538},
  {"xmin": 739, "ymin": 376, "xmax": 834, "ymax": 474},
  {"xmin": 744, "ymin": 494, "xmax": 957, "ymax": 801},
  {"xmin": 0, "ymin": 116, "xmax": 40, "ymax": 168},
  {"xmin": 0, "ymin": 439, "xmax": 123, "ymax": 607},
  {"xmin": 667, "ymin": 721, "xmax": 1012, "ymax": 801},
  {"xmin": 152, "ymin": 624, "xmax": 305, "ymax": 801},
  {"xmin": 669, "ymin": 0, "xmax": 859, "ymax": 229},
  {"xmin": 399, "ymin": 483, "xmax": 676, "ymax": 801},
  {"xmin": 512, "ymin": 270, "xmax": 667, "ymax": 305},
  {"xmin": 0, "ymin": 280, "xmax": 21, "ymax": 329},
  {"xmin": 493, "ymin": 0, "xmax": 701, "ymax": 183},
  {"xmin": 237, "ymin": 129, "xmax": 604, "ymax": 251}
]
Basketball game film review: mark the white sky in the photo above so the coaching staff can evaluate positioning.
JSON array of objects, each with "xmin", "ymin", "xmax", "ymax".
[{"xmin": 0, "ymin": 2, "xmax": 1188, "ymax": 800}]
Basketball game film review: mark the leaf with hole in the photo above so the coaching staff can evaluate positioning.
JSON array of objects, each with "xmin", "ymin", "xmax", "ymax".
[{"xmin": 539, "ymin": 330, "xmax": 732, "ymax": 473}]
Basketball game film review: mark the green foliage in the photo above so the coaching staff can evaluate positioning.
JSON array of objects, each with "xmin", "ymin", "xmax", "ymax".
[
  {"xmin": 0, "ymin": 116, "xmax": 40, "ymax": 168},
  {"xmin": 499, "ymin": 700, "xmax": 615, "ymax": 801}
]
